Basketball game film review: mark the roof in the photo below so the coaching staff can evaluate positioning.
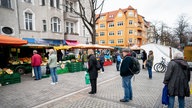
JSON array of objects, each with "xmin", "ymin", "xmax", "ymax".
[{"xmin": 96, "ymin": 5, "xmax": 145, "ymax": 23}]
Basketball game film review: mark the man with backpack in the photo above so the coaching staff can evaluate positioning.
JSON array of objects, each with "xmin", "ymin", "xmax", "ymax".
[{"xmin": 119, "ymin": 48, "xmax": 134, "ymax": 102}]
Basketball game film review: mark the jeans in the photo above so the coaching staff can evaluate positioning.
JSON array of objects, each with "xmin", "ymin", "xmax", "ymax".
[
  {"xmin": 116, "ymin": 61, "xmax": 121, "ymax": 71},
  {"xmin": 168, "ymin": 96, "xmax": 185, "ymax": 108},
  {"xmin": 100, "ymin": 62, "xmax": 104, "ymax": 72},
  {"xmin": 147, "ymin": 67, "xmax": 152, "ymax": 78},
  {"xmin": 122, "ymin": 75, "xmax": 133, "ymax": 101},
  {"xmin": 50, "ymin": 67, "xmax": 58, "ymax": 83},
  {"xmin": 33, "ymin": 66, "xmax": 42, "ymax": 80}
]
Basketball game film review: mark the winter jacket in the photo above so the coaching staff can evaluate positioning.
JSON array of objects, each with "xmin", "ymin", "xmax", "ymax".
[
  {"xmin": 48, "ymin": 54, "xmax": 57, "ymax": 68},
  {"xmin": 31, "ymin": 54, "xmax": 42, "ymax": 67},
  {"xmin": 163, "ymin": 59, "xmax": 191, "ymax": 97},
  {"xmin": 87, "ymin": 54, "xmax": 98, "ymax": 79},
  {"xmin": 120, "ymin": 54, "xmax": 134, "ymax": 77}
]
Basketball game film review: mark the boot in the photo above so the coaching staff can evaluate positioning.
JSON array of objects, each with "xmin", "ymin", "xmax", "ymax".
[{"xmin": 142, "ymin": 65, "xmax": 145, "ymax": 69}]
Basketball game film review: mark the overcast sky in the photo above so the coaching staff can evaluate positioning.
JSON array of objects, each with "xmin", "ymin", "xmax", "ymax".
[{"xmin": 101, "ymin": 0, "xmax": 192, "ymax": 27}]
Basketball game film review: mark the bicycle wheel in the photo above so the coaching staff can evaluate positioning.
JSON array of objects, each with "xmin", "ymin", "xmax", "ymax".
[
  {"xmin": 156, "ymin": 63, "xmax": 165, "ymax": 73},
  {"xmin": 153, "ymin": 63, "xmax": 159, "ymax": 72}
]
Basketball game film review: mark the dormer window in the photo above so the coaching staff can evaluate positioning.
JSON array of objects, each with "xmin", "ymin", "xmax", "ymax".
[{"xmin": 117, "ymin": 12, "xmax": 122, "ymax": 17}]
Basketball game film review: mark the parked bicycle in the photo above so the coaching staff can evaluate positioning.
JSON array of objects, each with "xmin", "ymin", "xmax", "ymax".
[{"xmin": 154, "ymin": 57, "xmax": 168, "ymax": 73}]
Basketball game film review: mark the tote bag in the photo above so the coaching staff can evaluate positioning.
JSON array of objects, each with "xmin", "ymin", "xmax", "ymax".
[
  {"xmin": 85, "ymin": 71, "xmax": 90, "ymax": 84},
  {"xmin": 162, "ymin": 85, "xmax": 169, "ymax": 105}
]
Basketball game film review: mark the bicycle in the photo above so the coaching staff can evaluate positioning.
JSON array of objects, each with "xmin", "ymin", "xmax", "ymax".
[{"xmin": 154, "ymin": 57, "xmax": 167, "ymax": 73}]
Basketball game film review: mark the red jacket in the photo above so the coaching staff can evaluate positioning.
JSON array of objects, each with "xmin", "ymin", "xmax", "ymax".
[{"xmin": 31, "ymin": 54, "xmax": 42, "ymax": 67}]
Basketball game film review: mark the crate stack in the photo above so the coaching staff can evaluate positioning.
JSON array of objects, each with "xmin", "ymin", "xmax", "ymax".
[
  {"xmin": 67, "ymin": 62, "xmax": 83, "ymax": 72},
  {"xmin": 0, "ymin": 73, "xmax": 21, "ymax": 86}
]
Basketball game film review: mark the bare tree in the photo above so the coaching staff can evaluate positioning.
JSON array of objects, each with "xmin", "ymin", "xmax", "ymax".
[
  {"xmin": 69, "ymin": 0, "xmax": 105, "ymax": 44},
  {"xmin": 174, "ymin": 15, "xmax": 190, "ymax": 48}
]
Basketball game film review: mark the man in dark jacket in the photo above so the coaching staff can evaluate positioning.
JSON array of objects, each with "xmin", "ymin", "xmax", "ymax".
[
  {"xmin": 87, "ymin": 50, "xmax": 98, "ymax": 94},
  {"xmin": 120, "ymin": 48, "xmax": 133, "ymax": 102},
  {"xmin": 141, "ymin": 50, "xmax": 147, "ymax": 69},
  {"xmin": 163, "ymin": 53, "xmax": 191, "ymax": 108}
]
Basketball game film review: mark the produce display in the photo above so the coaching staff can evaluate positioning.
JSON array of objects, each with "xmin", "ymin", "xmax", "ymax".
[{"xmin": 0, "ymin": 68, "xmax": 13, "ymax": 75}]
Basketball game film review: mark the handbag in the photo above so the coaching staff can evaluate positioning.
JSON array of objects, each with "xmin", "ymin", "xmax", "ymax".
[
  {"xmin": 146, "ymin": 60, "xmax": 152, "ymax": 68},
  {"xmin": 85, "ymin": 71, "xmax": 90, "ymax": 85},
  {"xmin": 162, "ymin": 85, "xmax": 169, "ymax": 105}
]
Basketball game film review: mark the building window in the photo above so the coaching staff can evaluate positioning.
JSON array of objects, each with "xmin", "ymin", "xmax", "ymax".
[
  {"xmin": 117, "ymin": 30, "xmax": 123, "ymax": 36},
  {"xmin": 100, "ymin": 16, "xmax": 104, "ymax": 20},
  {"xmin": 117, "ymin": 21, "xmax": 123, "ymax": 26},
  {"xmin": 70, "ymin": 23, "xmax": 74, "ymax": 33},
  {"xmin": 129, "ymin": 20, "xmax": 133, "ymax": 25},
  {"xmin": 117, "ymin": 12, "xmax": 122, "ymax": 17},
  {"xmin": 100, "ymin": 32, "xmax": 105, "ymax": 36},
  {"xmin": 56, "ymin": 0, "xmax": 60, "ymax": 9},
  {"xmin": 129, "ymin": 38, "xmax": 132, "ymax": 43},
  {"xmin": 25, "ymin": 12, "xmax": 33, "ymax": 30},
  {"xmin": 109, "ymin": 15, "xmax": 114, "ymax": 18},
  {"xmin": 108, "ymin": 22, "xmax": 114, "ymax": 27},
  {"xmin": 42, "ymin": 20, "xmax": 46, "ymax": 32},
  {"xmin": 129, "ymin": 30, "xmax": 133, "ymax": 34},
  {"xmin": 50, "ymin": 0, "xmax": 54, "ymax": 7},
  {"xmin": 100, "ymin": 40, "xmax": 105, "ymax": 44},
  {"xmin": 109, "ymin": 40, "xmax": 114, "ymax": 44},
  {"xmin": 109, "ymin": 31, "xmax": 114, "ymax": 36},
  {"xmin": 51, "ymin": 17, "xmax": 61, "ymax": 32},
  {"xmin": 70, "ymin": 2, "xmax": 73, "ymax": 12},
  {"xmin": 128, "ymin": 11, "xmax": 134, "ymax": 16},
  {"xmin": 24, "ymin": 0, "xmax": 32, "ymax": 3},
  {"xmin": 41, "ymin": 0, "xmax": 45, "ymax": 6},
  {"xmin": 66, "ymin": 22, "xmax": 69, "ymax": 33},
  {"xmin": 65, "ymin": 1, "xmax": 68, "ymax": 12},
  {"xmin": 100, "ymin": 24, "xmax": 105, "ymax": 28},
  {"xmin": 0, "ymin": 0, "xmax": 11, "ymax": 8},
  {"xmin": 117, "ymin": 39, "xmax": 123, "ymax": 44}
]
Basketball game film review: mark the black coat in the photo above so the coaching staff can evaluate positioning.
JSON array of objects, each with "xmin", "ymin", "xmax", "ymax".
[
  {"xmin": 87, "ymin": 54, "xmax": 98, "ymax": 79},
  {"xmin": 120, "ymin": 55, "xmax": 134, "ymax": 77},
  {"xmin": 163, "ymin": 59, "xmax": 191, "ymax": 97}
]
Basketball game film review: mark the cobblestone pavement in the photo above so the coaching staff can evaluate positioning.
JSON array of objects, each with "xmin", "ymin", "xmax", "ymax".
[{"xmin": 0, "ymin": 62, "xmax": 191, "ymax": 108}]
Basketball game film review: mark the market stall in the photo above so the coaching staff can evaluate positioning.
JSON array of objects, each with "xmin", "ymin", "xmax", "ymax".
[{"xmin": 0, "ymin": 35, "xmax": 28, "ymax": 86}]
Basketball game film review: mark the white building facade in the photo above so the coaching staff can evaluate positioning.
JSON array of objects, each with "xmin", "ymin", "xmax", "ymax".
[{"xmin": 0, "ymin": 0, "xmax": 91, "ymax": 45}]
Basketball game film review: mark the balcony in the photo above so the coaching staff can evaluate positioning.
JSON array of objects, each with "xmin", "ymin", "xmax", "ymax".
[{"xmin": 64, "ymin": 12, "xmax": 78, "ymax": 22}]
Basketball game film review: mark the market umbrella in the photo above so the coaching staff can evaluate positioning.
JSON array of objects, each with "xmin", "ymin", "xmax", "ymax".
[
  {"xmin": 0, "ymin": 35, "xmax": 28, "ymax": 46},
  {"xmin": 54, "ymin": 46, "xmax": 72, "ymax": 50}
]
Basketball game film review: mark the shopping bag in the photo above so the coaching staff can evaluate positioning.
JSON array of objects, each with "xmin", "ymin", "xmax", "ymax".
[
  {"xmin": 85, "ymin": 71, "xmax": 90, "ymax": 84},
  {"xmin": 162, "ymin": 85, "xmax": 169, "ymax": 105}
]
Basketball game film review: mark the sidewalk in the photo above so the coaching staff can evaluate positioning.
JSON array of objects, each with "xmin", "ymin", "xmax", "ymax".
[{"xmin": 0, "ymin": 63, "xmax": 191, "ymax": 108}]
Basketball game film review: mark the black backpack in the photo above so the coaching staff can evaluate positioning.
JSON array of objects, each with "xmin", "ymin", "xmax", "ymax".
[{"xmin": 129, "ymin": 57, "xmax": 140, "ymax": 74}]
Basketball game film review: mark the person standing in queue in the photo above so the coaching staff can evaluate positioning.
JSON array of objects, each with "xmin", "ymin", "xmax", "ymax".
[
  {"xmin": 48, "ymin": 49, "xmax": 58, "ymax": 85},
  {"xmin": 141, "ymin": 50, "xmax": 147, "ymax": 69},
  {"xmin": 31, "ymin": 50, "xmax": 42, "ymax": 80},
  {"xmin": 146, "ymin": 50, "xmax": 154, "ymax": 79},
  {"xmin": 87, "ymin": 50, "xmax": 98, "ymax": 94},
  {"xmin": 120, "ymin": 48, "xmax": 133, "ymax": 102},
  {"xmin": 99, "ymin": 52, "xmax": 105, "ymax": 73},
  {"xmin": 163, "ymin": 53, "xmax": 190, "ymax": 108}
]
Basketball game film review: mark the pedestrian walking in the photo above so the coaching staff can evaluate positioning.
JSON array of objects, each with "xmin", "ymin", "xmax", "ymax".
[
  {"xmin": 99, "ymin": 53, "xmax": 105, "ymax": 73},
  {"xmin": 120, "ymin": 48, "xmax": 133, "ymax": 102},
  {"xmin": 146, "ymin": 50, "xmax": 154, "ymax": 79},
  {"xmin": 31, "ymin": 50, "xmax": 42, "ymax": 80},
  {"xmin": 141, "ymin": 50, "xmax": 147, "ymax": 69},
  {"xmin": 163, "ymin": 53, "xmax": 191, "ymax": 108},
  {"xmin": 116, "ymin": 50, "xmax": 121, "ymax": 71},
  {"xmin": 87, "ymin": 50, "xmax": 98, "ymax": 94},
  {"xmin": 48, "ymin": 49, "xmax": 58, "ymax": 85}
]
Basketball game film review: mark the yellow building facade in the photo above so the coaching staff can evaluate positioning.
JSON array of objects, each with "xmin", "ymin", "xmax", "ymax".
[{"xmin": 96, "ymin": 6, "xmax": 149, "ymax": 47}]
